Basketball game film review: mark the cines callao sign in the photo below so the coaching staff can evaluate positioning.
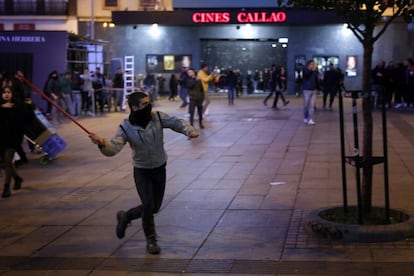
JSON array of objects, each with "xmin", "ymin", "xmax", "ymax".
[{"xmin": 192, "ymin": 11, "xmax": 287, "ymax": 24}]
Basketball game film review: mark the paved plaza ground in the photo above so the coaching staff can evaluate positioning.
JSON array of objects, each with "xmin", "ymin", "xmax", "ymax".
[{"xmin": 1, "ymin": 94, "xmax": 414, "ymax": 275}]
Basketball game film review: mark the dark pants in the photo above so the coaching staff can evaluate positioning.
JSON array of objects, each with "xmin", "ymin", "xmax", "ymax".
[
  {"xmin": 81, "ymin": 91, "xmax": 90, "ymax": 112},
  {"xmin": 263, "ymin": 90, "xmax": 275, "ymax": 105},
  {"xmin": 273, "ymin": 90, "xmax": 287, "ymax": 108},
  {"xmin": 189, "ymin": 99, "xmax": 203, "ymax": 126},
  {"xmin": 323, "ymin": 88, "xmax": 337, "ymax": 108},
  {"xmin": 179, "ymin": 87, "xmax": 188, "ymax": 108},
  {"xmin": 264, "ymin": 90, "xmax": 287, "ymax": 108},
  {"xmin": 16, "ymin": 134, "xmax": 28, "ymax": 161},
  {"xmin": 124, "ymin": 164, "xmax": 166, "ymax": 237},
  {"xmin": 95, "ymin": 91, "xmax": 104, "ymax": 113},
  {"xmin": 1, "ymin": 148, "xmax": 21, "ymax": 185}
]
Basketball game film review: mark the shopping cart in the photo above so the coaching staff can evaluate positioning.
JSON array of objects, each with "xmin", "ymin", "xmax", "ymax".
[{"xmin": 24, "ymin": 109, "xmax": 67, "ymax": 165}]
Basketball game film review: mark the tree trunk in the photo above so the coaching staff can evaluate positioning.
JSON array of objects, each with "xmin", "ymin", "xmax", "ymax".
[{"xmin": 361, "ymin": 32, "xmax": 374, "ymax": 214}]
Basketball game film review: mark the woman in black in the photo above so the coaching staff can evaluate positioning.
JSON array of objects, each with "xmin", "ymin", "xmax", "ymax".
[
  {"xmin": 0, "ymin": 85, "xmax": 33, "ymax": 197},
  {"xmin": 168, "ymin": 74, "xmax": 178, "ymax": 101}
]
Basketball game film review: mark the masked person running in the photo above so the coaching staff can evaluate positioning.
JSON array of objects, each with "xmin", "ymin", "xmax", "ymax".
[{"xmin": 89, "ymin": 92, "xmax": 199, "ymax": 254}]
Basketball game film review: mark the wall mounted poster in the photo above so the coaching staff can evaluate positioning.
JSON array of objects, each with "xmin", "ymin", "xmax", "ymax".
[
  {"xmin": 163, "ymin": 55, "xmax": 175, "ymax": 70},
  {"xmin": 146, "ymin": 55, "xmax": 163, "ymax": 73},
  {"xmin": 295, "ymin": 55, "xmax": 306, "ymax": 71},
  {"xmin": 146, "ymin": 54, "xmax": 192, "ymax": 73},
  {"xmin": 346, "ymin": 55, "xmax": 357, "ymax": 77}
]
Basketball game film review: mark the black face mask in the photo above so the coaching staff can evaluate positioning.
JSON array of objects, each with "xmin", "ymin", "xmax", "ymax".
[{"xmin": 129, "ymin": 103, "xmax": 152, "ymax": 128}]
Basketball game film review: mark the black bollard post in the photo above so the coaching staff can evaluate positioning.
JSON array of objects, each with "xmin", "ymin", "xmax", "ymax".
[
  {"xmin": 381, "ymin": 94, "xmax": 390, "ymax": 222},
  {"xmin": 351, "ymin": 91, "xmax": 363, "ymax": 224},
  {"xmin": 338, "ymin": 89, "xmax": 348, "ymax": 214}
]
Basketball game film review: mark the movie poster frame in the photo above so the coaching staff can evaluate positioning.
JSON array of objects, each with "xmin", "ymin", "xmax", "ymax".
[
  {"xmin": 345, "ymin": 55, "xmax": 357, "ymax": 77},
  {"xmin": 146, "ymin": 54, "xmax": 192, "ymax": 74}
]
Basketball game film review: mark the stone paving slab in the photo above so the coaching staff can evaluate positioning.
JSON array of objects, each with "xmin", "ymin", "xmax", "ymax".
[{"xmin": 1, "ymin": 95, "xmax": 414, "ymax": 275}]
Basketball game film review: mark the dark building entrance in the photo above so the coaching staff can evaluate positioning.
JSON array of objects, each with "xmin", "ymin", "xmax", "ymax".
[{"xmin": 200, "ymin": 38, "xmax": 287, "ymax": 73}]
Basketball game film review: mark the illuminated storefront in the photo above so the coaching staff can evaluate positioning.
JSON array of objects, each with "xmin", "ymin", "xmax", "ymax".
[{"xmin": 83, "ymin": 7, "xmax": 411, "ymax": 93}]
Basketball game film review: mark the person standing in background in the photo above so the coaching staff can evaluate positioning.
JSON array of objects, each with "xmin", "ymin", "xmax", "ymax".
[
  {"xmin": 80, "ymin": 68, "xmax": 94, "ymax": 116},
  {"xmin": 197, "ymin": 63, "xmax": 214, "ymax": 116},
  {"xmin": 302, "ymin": 60, "xmax": 319, "ymax": 125},
  {"xmin": 112, "ymin": 67, "xmax": 124, "ymax": 112},
  {"xmin": 178, "ymin": 68, "xmax": 189, "ymax": 108},
  {"xmin": 322, "ymin": 63, "xmax": 340, "ymax": 110},
  {"xmin": 184, "ymin": 68, "xmax": 205, "ymax": 128},
  {"xmin": 226, "ymin": 67, "xmax": 237, "ymax": 105},
  {"xmin": 92, "ymin": 67, "xmax": 106, "ymax": 115},
  {"xmin": 168, "ymin": 74, "xmax": 178, "ymax": 101},
  {"xmin": 46, "ymin": 70, "xmax": 66, "ymax": 124},
  {"xmin": 71, "ymin": 70, "xmax": 82, "ymax": 118},
  {"xmin": 60, "ymin": 71, "xmax": 74, "ymax": 116}
]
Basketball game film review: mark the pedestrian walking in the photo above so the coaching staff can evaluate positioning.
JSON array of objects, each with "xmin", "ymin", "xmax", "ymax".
[
  {"xmin": 197, "ymin": 63, "xmax": 214, "ymax": 115},
  {"xmin": 1, "ymin": 85, "xmax": 34, "ymax": 197},
  {"xmin": 272, "ymin": 66, "xmax": 290, "ymax": 109},
  {"xmin": 322, "ymin": 63, "xmax": 340, "ymax": 110},
  {"xmin": 264, "ymin": 65, "xmax": 289, "ymax": 109},
  {"xmin": 89, "ymin": 92, "xmax": 199, "ymax": 254}
]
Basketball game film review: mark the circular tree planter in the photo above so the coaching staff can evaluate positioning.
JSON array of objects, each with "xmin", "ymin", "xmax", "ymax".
[{"xmin": 304, "ymin": 206, "xmax": 414, "ymax": 243}]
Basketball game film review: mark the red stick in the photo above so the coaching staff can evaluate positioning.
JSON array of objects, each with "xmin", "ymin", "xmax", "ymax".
[{"xmin": 17, "ymin": 72, "xmax": 92, "ymax": 135}]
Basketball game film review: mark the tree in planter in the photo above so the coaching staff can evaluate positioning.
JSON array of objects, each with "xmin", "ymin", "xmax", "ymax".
[{"xmin": 279, "ymin": 1, "xmax": 413, "ymax": 216}]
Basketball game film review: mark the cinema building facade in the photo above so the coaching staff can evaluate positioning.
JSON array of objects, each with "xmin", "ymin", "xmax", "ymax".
[
  {"xmin": 91, "ymin": 7, "xmax": 414, "ymax": 93},
  {"xmin": 1, "ymin": 1, "xmax": 413, "ymax": 95}
]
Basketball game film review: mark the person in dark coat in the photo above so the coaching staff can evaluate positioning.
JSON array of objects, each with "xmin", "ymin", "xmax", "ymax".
[
  {"xmin": 322, "ymin": 63, "xmax": 340, "ymax": 109},
  {"xmin": 0, "ymin": 85, "xmax": 34, "ymax": 198},
  {"xmin": 168, "ymin": 74, "xmax": 178, "ymax": 101},
  {"xmin": 184, "ymin": 68, "xmax": 205, "ymax": 129}
]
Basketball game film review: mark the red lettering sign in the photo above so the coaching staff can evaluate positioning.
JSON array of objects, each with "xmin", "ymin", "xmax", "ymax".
[
  {"xmin": 192, "ymin": 11, "xmax": 286, "ymax": 24},
  {"xmin": 14, "ymin": 23, "xmax": 35, "ymax": 31},
  {"xmin": 237, "ymin": 12, "xmax": 286, "ymax": 23},
  {"xmin": 192, "ymin": 12, "xmax": 230, "ymax": 23}
]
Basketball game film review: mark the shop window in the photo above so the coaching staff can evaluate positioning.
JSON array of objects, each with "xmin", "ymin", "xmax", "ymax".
[
  {"xmin": 201, "ymin": 39, "xmax": 287, "ymax": 77},
  {"xmin": 313, "ymin": 56, "xmax": 339, "ymax": 73},
  {"xmin": 14, "ymin": 0, "xmax": 36, "ymax": 14},
  {"xmin": 67, "ymin": 34, "xmax": 108, "ymax": 75}
]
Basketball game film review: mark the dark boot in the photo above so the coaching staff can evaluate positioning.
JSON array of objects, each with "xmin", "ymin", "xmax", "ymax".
[
  {"xmin": 2, "ymin": 184, "xmax": 11, "ymax": 198},
  {"xmin": 146, "ymin": 234, "xmax": 161, "ymax": 254},
  {"xmin": 13, "ymin": 176, "xmax": 23, "ymax": 190},
  {"xmin": 116, "ymin": 210, "xmax": 130, "ymax": 239},
  {"xmin": 199, "ymin": 119, "xmax": 204, "ymax": 129}
]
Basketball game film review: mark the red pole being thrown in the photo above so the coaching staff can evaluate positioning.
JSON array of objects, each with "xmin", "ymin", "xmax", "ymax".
[{"xmin": 17, "ymin": 72, "xmax": 92, "ymax": 135}]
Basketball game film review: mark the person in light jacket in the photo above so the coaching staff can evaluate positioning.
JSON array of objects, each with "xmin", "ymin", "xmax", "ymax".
[{"xmin": 89, "ymin": 92, "xmax": 199, "ymax": 255}]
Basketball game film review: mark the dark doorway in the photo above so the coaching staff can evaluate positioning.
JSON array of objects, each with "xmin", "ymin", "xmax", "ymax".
[
  {"xmin": 0, "ymin": 53, "xmax": 33, "ymax": 82},
  {"xmin": 200, "ymin": 39, "xmax": 287, "ymax": 74}
]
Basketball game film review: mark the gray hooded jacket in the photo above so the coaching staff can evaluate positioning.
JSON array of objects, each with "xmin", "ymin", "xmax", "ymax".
[{"xmin": 99, "ymin": 111, "xmax": 194, "ymax": 169}]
